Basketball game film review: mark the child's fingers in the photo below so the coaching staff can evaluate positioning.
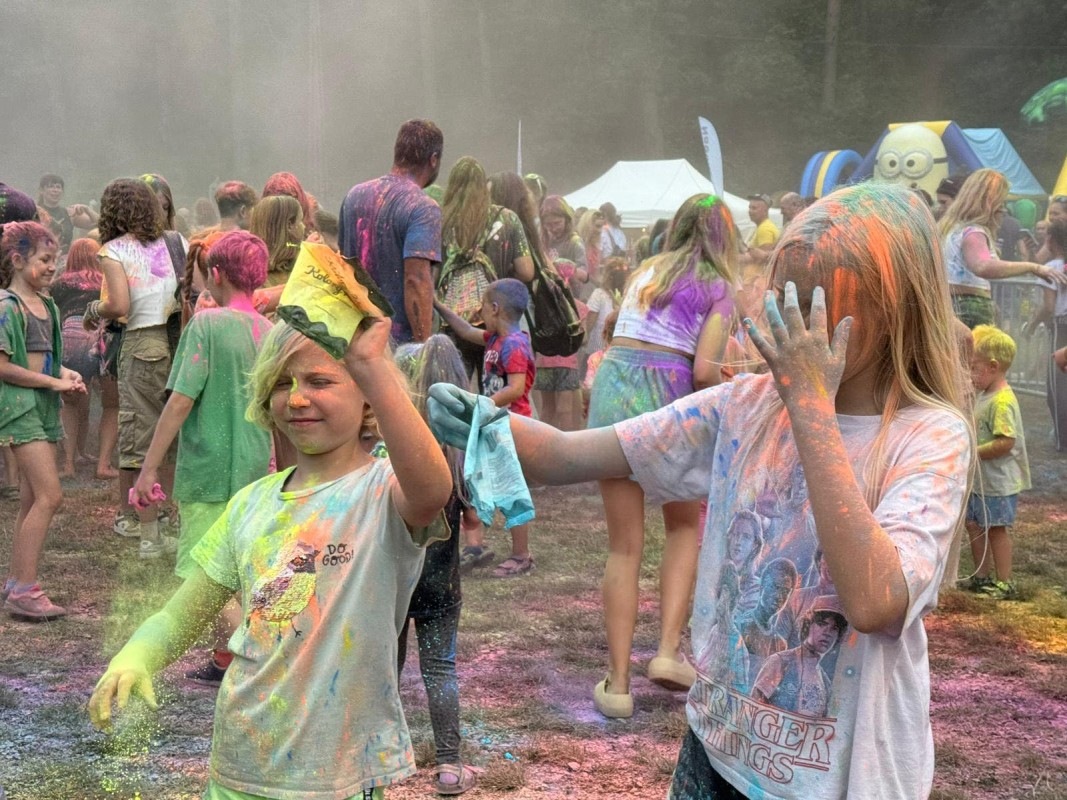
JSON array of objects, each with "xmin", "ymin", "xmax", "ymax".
[
  {"xmin": 88, "ymin": 675, "xmax": 118, "ymax": 730},
  {"xmin": 137, "ymin": 676, "xmax": 158, "ymax": 711},
  {"xmin": 830, "ymin": 316, "xmax": 853, "ymax": 362},
  {"xmin": 809, "ymin": 286, "xmax": 828, "ymax": 338},
  {"xmin": 743, "ymin": 317, "xmax": 775, "ymax": 363},
  {"xmin": 782, "ymin": 281, "xmax": 805, "ymax": 336},
  {"xmin": 763, "ymin": 290, "xmax": 788, "ymax": 345},
  {"xmin": 115, "ymin": 673, "xmax": 136, "ymax": 710}
]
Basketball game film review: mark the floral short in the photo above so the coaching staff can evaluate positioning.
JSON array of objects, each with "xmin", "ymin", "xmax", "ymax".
[
  {"xmin": 951, "ymin": 294, "xmax": 995, "ymax": 329},
  {"xmin": 587, "ymin": 346, "xmax": 694, "ymax": 429},
  {"xmin": 533, "ymin": 366, "xmax": 579, "ymax": 392}
]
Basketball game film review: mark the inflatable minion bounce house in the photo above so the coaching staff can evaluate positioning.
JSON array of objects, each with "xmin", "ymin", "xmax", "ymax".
[{"xmin": 800, "ymin": 121, "xmax": 1046, "ymax": 199}]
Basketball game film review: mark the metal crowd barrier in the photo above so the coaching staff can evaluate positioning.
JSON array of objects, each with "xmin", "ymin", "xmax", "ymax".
[{"xmin": 990, "ymin": 276, "xmax": 1049, "ymax": 397}]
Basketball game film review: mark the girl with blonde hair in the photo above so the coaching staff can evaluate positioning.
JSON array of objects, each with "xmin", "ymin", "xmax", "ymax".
[
  {"xmin": 583, "ymin": 192, "xmax": 739, "ymax": 717},
  {"xmin": 939, "ymin": 168, "xmax": 1066, "ymax": 327},
  {"xmin": 430, "ymin": 183, "xmax": 976, "ymax": 798}
]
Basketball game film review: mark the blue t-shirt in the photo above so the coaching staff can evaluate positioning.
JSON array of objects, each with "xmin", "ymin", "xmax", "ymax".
[{"xmin": 338, "ymin": 174, "xmax": 441, "ymax": 343}]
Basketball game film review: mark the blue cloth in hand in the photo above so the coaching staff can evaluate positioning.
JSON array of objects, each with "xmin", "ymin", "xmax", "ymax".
[{"xmin": 463, "ymin": 400, "xmax": 535, "ymax": 529}]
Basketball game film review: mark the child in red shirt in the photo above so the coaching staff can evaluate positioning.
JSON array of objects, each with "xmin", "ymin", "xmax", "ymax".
[{"xmin": 435, "ymin": 279, "xmax": 536, "ymax": 576}]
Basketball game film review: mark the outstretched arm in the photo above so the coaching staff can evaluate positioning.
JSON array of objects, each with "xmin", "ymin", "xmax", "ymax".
[
  {"xmin": 428, "ymin": 384, "xmax": 630, "ymax": 485},
  {"xmin": 88, "ymin": 567, "xmax": 234, "ymax": 731},
  {"xmin": 432, "ymin": 298, "xmax": 485, "ymax": 345}
]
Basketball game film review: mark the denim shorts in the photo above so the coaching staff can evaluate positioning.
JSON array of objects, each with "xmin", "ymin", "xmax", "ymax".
[{"xmin": 966, "ymin": 493, "xmax": 1018, "ymax": 527}]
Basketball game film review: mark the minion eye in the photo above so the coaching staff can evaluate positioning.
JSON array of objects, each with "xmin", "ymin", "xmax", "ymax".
[
  {"xmin": 877, "ymin": 150, "xmax": 902, "ymax": 179},
  {"xmin": 901, "ymin": 149, "xmax": 933, "ymax": 179}
]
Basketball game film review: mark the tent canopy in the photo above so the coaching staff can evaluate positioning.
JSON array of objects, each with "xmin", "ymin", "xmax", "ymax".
[{"xmin": 563, "ymin": 159, "xmax": 768, "ymax": 237}]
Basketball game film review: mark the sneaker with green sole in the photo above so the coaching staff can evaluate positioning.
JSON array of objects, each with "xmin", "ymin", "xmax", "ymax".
[
  {"xmin": 982, "ymin": 580, "xmax": 1019, "ymax": 600},
  {"xmin": 964, "ymin": 575, "xmax": 996, "ymax": 593}
]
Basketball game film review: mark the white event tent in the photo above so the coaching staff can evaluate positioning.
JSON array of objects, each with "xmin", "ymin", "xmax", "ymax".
[{"xmin": 563, "ymin": 158, "xmax": 780, "ymax": 239}]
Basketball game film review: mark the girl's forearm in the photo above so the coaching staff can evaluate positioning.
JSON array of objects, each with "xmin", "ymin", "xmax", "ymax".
[
  {"xmin": 0, "ymin": 361, "xmax": 59, "ymax": 390},
  {"xmin": 786, "ymin": 400, "xmax": 909, "ymax": 634}
]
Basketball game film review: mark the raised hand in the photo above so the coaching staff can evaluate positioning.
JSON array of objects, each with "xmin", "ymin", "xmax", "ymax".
[
  {"xmin": 344, "ymin": 315, "xmax": 391, "ymax": 367},
  {"xmin": 744, "ymin": 283, "xmax": 851, "ymax": 407}
]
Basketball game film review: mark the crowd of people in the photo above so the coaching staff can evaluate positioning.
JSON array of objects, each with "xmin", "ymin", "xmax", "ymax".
[{"xmin": 1, "ymin": 117, "xmax": 1066, "ymax": 799}]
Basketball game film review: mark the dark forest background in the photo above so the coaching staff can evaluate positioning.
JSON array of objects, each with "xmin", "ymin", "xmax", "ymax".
[{"xmin": 2, "ymin": 0, "xmax": 1065, "ymax": 210}]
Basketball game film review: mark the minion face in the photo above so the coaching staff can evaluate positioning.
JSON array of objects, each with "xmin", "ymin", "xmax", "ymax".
[{"xmin": 873, "ymin": 124, "xmax": 950, "ymax": 197}]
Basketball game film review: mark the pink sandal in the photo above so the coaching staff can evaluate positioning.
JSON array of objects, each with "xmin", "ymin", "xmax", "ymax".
[{"xmin": 492, "ymin": 555, "xmax": 535, "ymax": 578}]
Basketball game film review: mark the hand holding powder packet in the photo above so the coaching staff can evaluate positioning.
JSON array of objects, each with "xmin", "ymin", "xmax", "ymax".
[
  {"xmin": 277, "ymin": 242, "xmax": 392, "ymax": 359},
  {"xmin": 463, "ymin": 400, "xmax": 535, "ymax": 529}
]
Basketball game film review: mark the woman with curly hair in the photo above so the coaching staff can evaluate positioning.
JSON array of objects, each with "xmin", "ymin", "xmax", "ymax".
[
  {"xmin": 84, "ymin": 178, "xmax": 187, "ymax": 559},
  {"xmin": 49, "ymin": 238, "xmax": 119, "ymax": 479}
]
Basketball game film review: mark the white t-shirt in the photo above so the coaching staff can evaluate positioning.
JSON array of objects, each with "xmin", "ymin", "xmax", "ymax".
[
  {"xmin": 942, "ymin": 225, "xmax": 994, "ymax": 292},
  {"xmin": 1037, "ymin": 258, "xmax": 1067, "ymax": 318},
  {"xmin": 615, "ymin": 373, "xmax": 970, "ymax": 800},
  {"xmin": 100, "ymin": 234, "xmax": 182, "ymax": 330},
  {"xmin": 584, "ymin": 287, "xmax": 615, "ymax": 354},
  {"xmin": 192, "ymin": 458, "xmax": 426, "ymax": 798}
]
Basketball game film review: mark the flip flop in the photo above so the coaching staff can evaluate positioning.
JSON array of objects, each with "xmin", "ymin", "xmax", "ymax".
[{"xmin": 435, "ymin": 763, "xmax": 479, "ymax": 796}]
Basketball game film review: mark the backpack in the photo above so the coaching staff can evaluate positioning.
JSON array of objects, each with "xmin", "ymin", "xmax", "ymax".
[
  {"xmin": 524, "ymin": 256, "xmax": 585, "ymax": 357},
  {"xmin": 436, "ymin": 211, "xmax": 501, "ymax": 323}
]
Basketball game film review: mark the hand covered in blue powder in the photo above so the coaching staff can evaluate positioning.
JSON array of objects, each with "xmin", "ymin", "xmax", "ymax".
[{"xmin": 428, "ymin": 383, "xmax": 498, "ymax": 449}]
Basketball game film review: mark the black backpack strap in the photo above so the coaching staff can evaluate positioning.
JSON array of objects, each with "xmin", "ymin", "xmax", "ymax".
[{"xmin": 162, "ymin": 231, "xmax": 187, "ymax": 283}]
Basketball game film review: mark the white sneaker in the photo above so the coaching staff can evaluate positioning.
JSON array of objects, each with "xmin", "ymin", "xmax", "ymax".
[
  {"xmin": 114, "ymin": 514, "xmax": 141, "ymax": 538},
  {"xmin": 139, "ymin": 535, "xmax": 177, "ymax": 560}
]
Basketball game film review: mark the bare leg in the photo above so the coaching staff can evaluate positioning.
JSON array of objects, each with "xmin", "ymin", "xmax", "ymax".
[
  {"xmin": 59, "ymin": 393, "xmax": 89, "ymax": 477},
  {"xmin": 8, "ymin": 442, "xmax": 63, "ymax": 585},
  {"xmin": 96, "ymin": 377, "xmax": 119, "ymax": 479},
  {"xmin": 508, "ymin": 523, "xmax": 530, "ymax": 559},
  {"xmin": 967, "ymin": 522, "xmax": 992, "ymax": 578},
  {"xmin": 987, "ymin": 525, "xmax": 1012, "ymax": 582},
  {"xmin": 658, "ymin": 501, "xmax": 701, "ymax": 660},
  {"xmin": 599, "ymin": 476, "xmax": 646, "ymax": 694},
  {"xmin": 1, "ymin": 446, "xmax": 18, "ymax": 488},
  {"xmin": 461, "ymin": 507, "xmax": 485, "ymax": 549},
  {"xmin": 539, "ymin": 391, "xmax": 559, "ymax": 429}
]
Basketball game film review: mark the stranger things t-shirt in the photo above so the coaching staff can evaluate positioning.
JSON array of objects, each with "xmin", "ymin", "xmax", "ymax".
[
  {"xmin": 615, "ymin": 373, "xmax": 970, "ymax": 800},
  {"xmin": 482, "ymin": 330, "xmax": 534, "ymax": 417},
  {"xmin": 192, "ymin": 459, "xmax": 426, "ymax": 798}
]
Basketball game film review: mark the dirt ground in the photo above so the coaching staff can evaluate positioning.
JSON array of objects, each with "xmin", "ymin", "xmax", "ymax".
[{"xmin": 1, "ymin": 394, "xmax": 1065, "ymax": 799}]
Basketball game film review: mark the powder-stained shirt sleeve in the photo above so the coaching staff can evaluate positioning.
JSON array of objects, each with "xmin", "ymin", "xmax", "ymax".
[
  {"xmin": 166, "ymin": 314, "xmax": 209, "ymax": 399},
  {"xmin": 500, "ymin": 333, "xmax": 532, "ymax": 375},
  {"xmin": 614, "ymin": 383, "xmax": 733, "ymax": 505},
  {"xmin": 874, "ymin": 413, "xmax": 971, "ymax": 628},
  {"xmin": 990, "ymin": 393, "xmax": 1020, "ymax": 440},
  {"xmin": 403, "ymin": 198, "xmax": 442, "ymax": 264},
  {"xmin": 191, "ymin": 490, "xmax": 245, "ymax": 591},
  {"xmin": 0, "ymin": 309, "xmax": 16, "ymax": 357}
]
